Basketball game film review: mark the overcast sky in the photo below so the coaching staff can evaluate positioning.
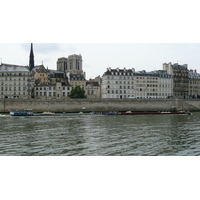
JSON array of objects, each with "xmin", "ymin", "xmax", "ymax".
[
  {"xmin": 1, "ymin": 0, "xmax": 200, "ymax": 198},
  {"xmin": 1, "ymin": 43, "xmax": 200, "ymax": 79},
  {"xmin": 1, "ymin": 1, "xmax": 200, "ymax": 79}
]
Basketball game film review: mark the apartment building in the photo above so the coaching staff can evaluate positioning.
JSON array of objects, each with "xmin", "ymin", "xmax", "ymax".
[
  {"xmin": 135, "ymin": 70, "xmax": 172, "ymax": 98},
  {"xmin": 86, "ymin": 82, "xmax": 101, "ymax": 98},
  {"xmin": 102, "ymin": 67, "xmax": 173, "ymax": 99},
  {"xmin": 32, "ymin": 67, "xmax": 72, "ymax": 99},
  {"xmin": 102, "ymin": 68, "xmax": 136, "ymax": 99},
  {"xmin": 163, "ymin": 62, "xmax": 189, "ymax": 99},
  {"xmin": 188, "ymin": 69, "xmax": 200, "ymax": 98},
  {"xmin": 34, "ymin": 82, "xmax": 71, "ymax": 99},
  {"xmin": 0, "ymin": 63, "xmax": 31, "ymax": 99},
  {"xmin": 32, "ymin": 65, "xmax": 49, "ymax": 85},
  {"xmin": 86, "ymin": 76, "xmax": 102, "ymax": 98}
]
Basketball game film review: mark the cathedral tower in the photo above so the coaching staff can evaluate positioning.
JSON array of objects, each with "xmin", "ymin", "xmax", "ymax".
[{"xmin": 29, "ymin": 43, "xmax": 35, "ymax": 71}]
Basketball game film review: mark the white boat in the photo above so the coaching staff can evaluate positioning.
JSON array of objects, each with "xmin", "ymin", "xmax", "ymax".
[{"xmin": 0, "ymin": 114, "xmax": 6, "ymax": 117}]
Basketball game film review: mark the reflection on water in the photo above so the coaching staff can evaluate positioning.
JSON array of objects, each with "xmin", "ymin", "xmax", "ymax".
[{"xmin": 0, "ymin": 112, "xmax": 200, "ymax": 156}]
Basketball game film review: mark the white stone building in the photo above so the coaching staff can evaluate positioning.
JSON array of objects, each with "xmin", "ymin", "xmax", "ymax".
[
  {"xmin": 102, "ymin": 68, "xmax": 173, "ymax": 99},
  {"xmin": 0, "ymin": 63, "xmax": 31, "ymax": 99},
  {"xmin": 102, "ymin": 68, "xmax": 136, "ymax": 99}
]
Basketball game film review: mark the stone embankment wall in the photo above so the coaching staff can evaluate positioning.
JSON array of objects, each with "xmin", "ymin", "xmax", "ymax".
[{"xmin": 1, "ymin": 98, "xmax": 200, "ymax": 113}]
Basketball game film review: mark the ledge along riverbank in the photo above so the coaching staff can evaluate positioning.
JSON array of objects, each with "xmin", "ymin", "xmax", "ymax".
[{"xmin": 1, "ymin": 98, "xmax": 200, "ymax": 113}]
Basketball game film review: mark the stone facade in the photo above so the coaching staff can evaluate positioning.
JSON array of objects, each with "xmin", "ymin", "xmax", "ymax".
[
  {"xmin": 85, "ymin": 76, "xmax": 101, "ymax": 98},
  {"xmin": 102, "ymin": 68, "xmax": 136, "ymax": 99},
  {"xmin": 0, "ymin": 63, "xmax": 31, "ymax": 99},
  {"xmin": 31, "ymin": 65, "xmax": 71, "ymax": 99},
  {"xmin": 188, "ymin": 69, "xmax": 200, "ymax": 98},
  {"xmin": 86, "ymin": 81, "xmax": 101, "ymax": 98},
  {"xmin": 57, "ymin": 54, "xmax": 84, "ymax": 75},
  {"xmin": 34, "ymin": 82, "xmax": 71, "ymax": 99},
  {"xmin": 33, "ymin": 65, "xmax": 49, "ymax": 85},
  {"xmin": 102, "ymin": 68, "xmax": 173, "ymax": 99},
  {"xmin": 1, "ymin": 98, "xmax": 200, "ymax": 113},
  {"xmin": 163, "ymin": 62, "xmax": 189, "ymax": 99},
  {"xmin": 69, "ymin": 73, "xmax": 86, "ymax": 91}
]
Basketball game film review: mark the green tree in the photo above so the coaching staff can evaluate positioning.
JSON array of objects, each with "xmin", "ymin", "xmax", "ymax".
[{"xmin": 68, "ymin": 86, "xmax": 87, "ymax": 98}]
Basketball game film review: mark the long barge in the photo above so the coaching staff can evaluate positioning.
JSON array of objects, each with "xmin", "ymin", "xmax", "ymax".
[{"xmin": 118, "ymin": 111, "xmax": 192, "ymax": 115}]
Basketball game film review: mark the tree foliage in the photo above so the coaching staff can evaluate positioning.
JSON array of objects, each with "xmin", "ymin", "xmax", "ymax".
[{"xmin": 68, "ymin": 86, "xmax": 86, "ymax": 98}]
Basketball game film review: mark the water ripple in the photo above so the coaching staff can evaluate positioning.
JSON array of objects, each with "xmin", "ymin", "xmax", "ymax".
[{"xmin": 1, "ymin": 113, "xmax": 200, "ymax": 155}]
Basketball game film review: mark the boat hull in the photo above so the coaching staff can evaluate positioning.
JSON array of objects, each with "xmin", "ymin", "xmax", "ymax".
[
  {"xmin": 118, "ymin": 111, "xmax": 191, "ymax": 115},
  {"xmin": 10, "ymin": 111, "xmax": 34, "ymax": 116}
]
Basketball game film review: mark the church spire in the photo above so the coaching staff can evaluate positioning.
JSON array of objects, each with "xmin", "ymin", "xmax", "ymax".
[{"xmin": 29, "ymin": 43, "xmax": 35, "ymax": 71}]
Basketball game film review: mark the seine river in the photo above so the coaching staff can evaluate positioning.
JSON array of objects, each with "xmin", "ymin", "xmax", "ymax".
[{"xmin": 0, "ymin": 112, "xmax": 200, "ymax": 156}]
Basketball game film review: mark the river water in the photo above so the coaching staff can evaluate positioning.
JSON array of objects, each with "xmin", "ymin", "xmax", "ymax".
[{"xmin": 0, "ymin": 112, "xmax": 200, "ymax": 156}]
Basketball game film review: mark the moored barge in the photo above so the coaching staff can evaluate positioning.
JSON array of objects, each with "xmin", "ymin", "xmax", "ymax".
[{"xmin": 118, "ymin": 111, "xmax": 192, "ymax": 115}]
